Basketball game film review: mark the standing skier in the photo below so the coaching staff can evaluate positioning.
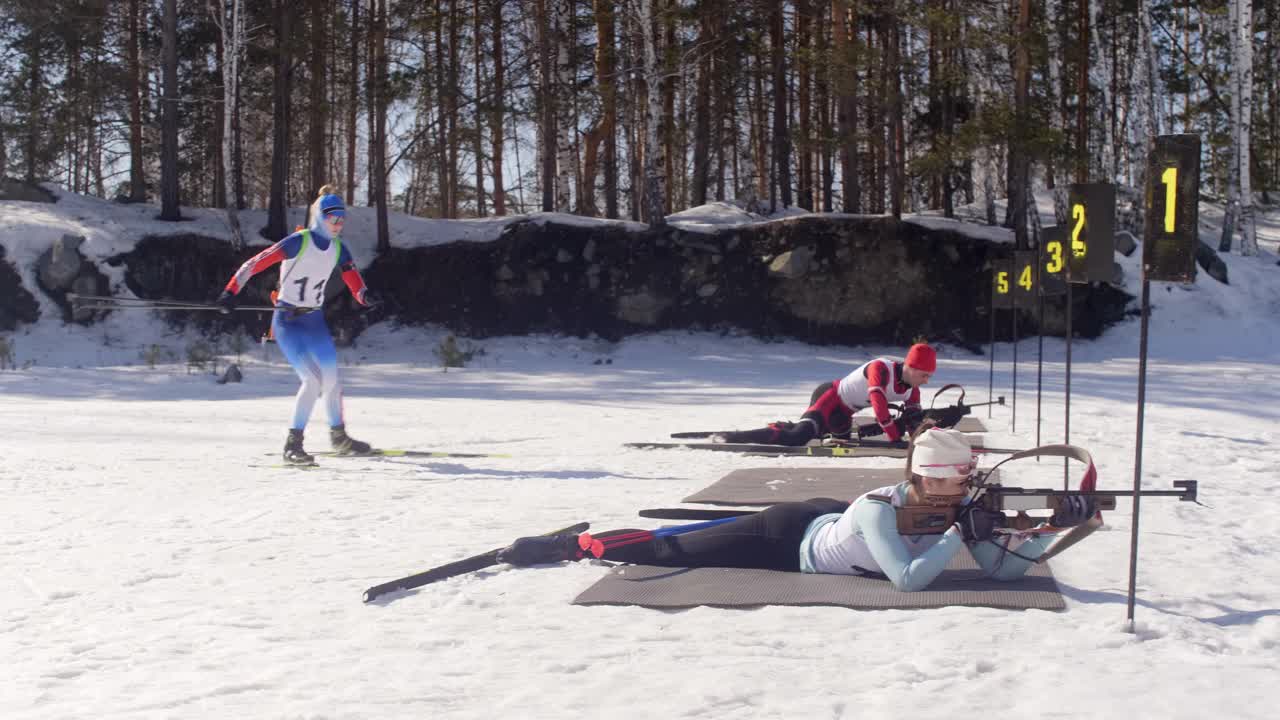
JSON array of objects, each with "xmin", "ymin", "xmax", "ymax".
[
  {"xmin": 217, "ymin": 185, "xmax": 378, "ymax": 464},
  {"xmin": 714, "ymin": 342, "xmax": 937, "ymax": 446}
]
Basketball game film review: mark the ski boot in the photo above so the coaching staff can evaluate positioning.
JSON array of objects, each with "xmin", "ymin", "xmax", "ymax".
[
  {"xmin": 496, "ymin": 533, "xmax": 591, "ymax": 566},
  {"xmin": 330, "ymin": 424, "xmax": 372, "ymax": 455},
  {"xmin": 283, "ymin": 428, "xmax": 315, "ymax": 465}
]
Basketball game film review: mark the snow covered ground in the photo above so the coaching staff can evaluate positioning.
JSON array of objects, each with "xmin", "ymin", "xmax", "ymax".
[{"xmin": 3, "ymin": 189, "xmax": 1280, "ymax": 719}]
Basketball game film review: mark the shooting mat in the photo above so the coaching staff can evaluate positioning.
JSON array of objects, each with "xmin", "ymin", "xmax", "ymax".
[
  {"xmin": 681, "ymin": 467, "xmax": 1001, "ymax": 506},
  {"xmin": 572, "ymin": 550, "xmax": 1062, "ymax": 611}
]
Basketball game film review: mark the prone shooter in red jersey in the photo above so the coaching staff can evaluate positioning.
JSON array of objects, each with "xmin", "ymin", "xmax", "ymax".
[{"xmin": 713, "ymin": 343, "xmax": 937, "ymax": 446}]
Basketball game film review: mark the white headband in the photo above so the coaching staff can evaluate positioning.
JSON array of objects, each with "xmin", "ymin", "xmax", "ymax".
[{"xmin": 912, "ymin": 428, "xmax": 975, "ymax": 478}]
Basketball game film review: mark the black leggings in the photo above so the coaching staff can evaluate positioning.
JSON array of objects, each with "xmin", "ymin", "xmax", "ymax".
[
  {"xmin": 717, "ymin": 382, "xmax": 854, "ymax": 446},
  {"xmin": 599, "ymin": 498, "xmax": 850, "ymax": 571}
]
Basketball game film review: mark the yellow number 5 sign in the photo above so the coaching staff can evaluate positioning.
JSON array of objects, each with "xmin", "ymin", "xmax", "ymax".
[{"xmin": 992, "ymin": 259, "xmax": 1014, "ymax": 309}]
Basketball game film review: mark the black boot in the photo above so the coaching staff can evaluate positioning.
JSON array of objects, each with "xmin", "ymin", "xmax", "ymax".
[
  {"xmin": 330, "ymin": 424, "xmax": 372, "ymax": 455},
  {"xmin": 283, "ymin": 429, "xmax": 315, "ymax": 465},
  {"xmin": 716, "ymin": 421, "xmax": 793, "ymax": 445},
  {"xmin": 496, "ymin": 534, "xmax": 589, "ymax": 566}
]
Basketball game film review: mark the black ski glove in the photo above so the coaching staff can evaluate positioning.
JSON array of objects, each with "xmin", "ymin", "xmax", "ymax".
[
  {"xmin": 1050, "ymin": 495, "xmax": 1096, "ymax": 528},
  {"xmin": 954, "ymin": 503, "xmax": 1004, "ymax": 543},
  {"xmin": 216, "ymin": 290, "xmax": 237, "ymax": 315},
  {"xmin": 892, "ymin": 417, "xmax": 911, "ymax": 437},
  {"xmin": 897, "ymin": 407, "xmax": 924, "ymax": 434}
]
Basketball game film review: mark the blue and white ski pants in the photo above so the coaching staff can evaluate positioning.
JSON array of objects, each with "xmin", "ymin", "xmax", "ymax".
[{"xmin": 273, "ymin": 308, "xmax": 344, "ymax": 431}]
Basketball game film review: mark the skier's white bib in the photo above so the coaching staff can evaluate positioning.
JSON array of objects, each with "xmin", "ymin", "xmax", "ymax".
[
  {"xmin": 836, "ymin": 358, "xmax": 914, "ymax": 409},
  {"xmin": 277, "ymin": 230, "xmax": 341, "ymax": 308}
]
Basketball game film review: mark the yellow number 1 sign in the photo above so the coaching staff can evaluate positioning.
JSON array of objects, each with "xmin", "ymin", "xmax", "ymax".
[{"xmin": 1144, "ymin": 135, "xmax": 1200, "ymax": 282}]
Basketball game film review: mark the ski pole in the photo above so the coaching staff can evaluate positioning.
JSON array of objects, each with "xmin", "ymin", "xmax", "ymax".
[
  {"xmin": 70, "ymin": 294, "xmax": 277, "ymax": 311},
  {"xmin": 362, "ymin": 521, "xmax": 590, "ymax": 603}
]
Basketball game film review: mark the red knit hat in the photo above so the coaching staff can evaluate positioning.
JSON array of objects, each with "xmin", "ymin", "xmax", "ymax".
[{"xmin": 905, "ymin": 343, "xmax": 937, "ymax": 373}]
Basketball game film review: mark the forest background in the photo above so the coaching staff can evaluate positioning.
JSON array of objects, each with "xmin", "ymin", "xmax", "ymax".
[{"xmin": 0, "ymin": 0, "xmax": 1267, "ymax": 256}]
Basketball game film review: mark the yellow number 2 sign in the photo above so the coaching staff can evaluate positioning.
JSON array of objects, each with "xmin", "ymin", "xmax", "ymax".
[
  {"xmin": 1071, "ymin": 203, "xmax": 1087, "ymax": 258},
  {"xmin": 1067, "ymin": 183, "xmax": 1115, "ymax": 283}
]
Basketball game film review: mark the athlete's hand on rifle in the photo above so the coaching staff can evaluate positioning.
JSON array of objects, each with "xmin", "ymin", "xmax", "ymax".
[
  {"xmin": 892, "ymin": 416, "xmax": 913, "ymax": 438},
  {"xmin": 358, "ymin": 289, "xmax": 381, "ymax": 309},
  {"xmin": 1049, "ymin": 495, "xmax": 1096, "ymax": 528},
  {"xmin": 954, "ymin": 503, "xmax": 1003, "ymax": 542},
  {"xmin": 925, "ymin": 404, "xmax": 968, "ymax": 429},
  {"xmin": 216, "ymin": 290, "xmax": 237, "ymax": 315}
]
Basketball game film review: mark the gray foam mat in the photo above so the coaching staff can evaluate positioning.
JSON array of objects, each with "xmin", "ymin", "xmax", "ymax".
[
  {"xmin": 681, "ymin": 467, "xmax": 999, "ymax": 506},
  {"xmin": 949, "ymin": 417, "xmax": 988, "ymax": 433},
  {"xmin": 572, "ymin": 552, "xmax": 1063, "ymax": 611}
]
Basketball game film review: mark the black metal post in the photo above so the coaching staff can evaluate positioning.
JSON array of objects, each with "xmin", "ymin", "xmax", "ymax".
[
  {"xmin": 1064, "ymin": 280, "xmax": 1073, "ymax": 489},
  {"xmin": 1127, "ymin": 278, "xmax": 1152, "ymax": 631},
  {"xmin": 1037, "ymin": 294, "xmax": 1044, "ymax": 455},
  {"xmin": 989, "ymin": 282, "xmax": 996, "ymax": 420},
  {"xmin": 1012, "ymin": 307, "xmax": 1018, "ymax": 433}
]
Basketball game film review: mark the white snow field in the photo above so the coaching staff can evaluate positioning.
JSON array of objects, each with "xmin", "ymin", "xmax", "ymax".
[{"xmin": 2, "ymin": 188, "xmax": 1280, "ymax": 719}]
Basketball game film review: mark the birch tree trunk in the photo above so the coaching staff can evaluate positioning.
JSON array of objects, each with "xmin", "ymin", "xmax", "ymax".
[
  {"xmin": 833, "ymin": 0, "xmax": 858, "ymax": 213},
  {"xmin": 473, "ymin": 0, "xmax": 487, "ymax": 216},
  {"xmin": 309, "ymin": 0, "xmax": 327, "ymax": 203},
  {"xmin": 210, "ymin": 0, "xmax": 245, "ymax": 250},
  {"xmin": 1009, "ymin": 0, "xmax": 1031, "ymax": 247},
  {"xmin": 594, "ymin": 0, "xmax": 617, "ymax": 217},
  {"xmin": 663, "ymin": 0, "xmax": 678, "ymax": 211},
  {"xmin": 554, "ymin": 0, "xmax": 575, "ymax": 213},
  {"xmin": 534, "ymin": 0, "xmax": 556, "ymax": 211},
  {"xmin": 1127, "ymin": 0, "xmax": 1158, "ymax": 234},
  {"xmin": 640, "ymin": 0, "xmax": 667, "ymax": 225},
  {"xmin": 268, "ymin": 0, "xmax": 293, "ymax": 239},
  {"xmin": 127, "ymin": 0, "xmax": 146, "ymax": 202},
  {"xmin": 1238, "ymin": 0, "xmax": 1258, "ymax": 255},
  {"xmin": 491, "ymin": 0, "xmax": 508, "ymax": 215},
  {"xmin": 1221, "ymin": 0, "xmax": 1241, "ymax": 252},
  {"xmin": 689, "ymin": 0, "xmax": 715, "ymax": 208},
  {"xmin": 815, "ymin": 1, "xmax": 832, "ymax": 211},
  {"xmin": 446, "ymin": 0, "xmax": 461, "ymax": 217},
  {"xmin": 769, "ymin": 1, "xmax": 791, "ymax": 210},
  {"xmin": 346, "ymin": 0, "xmax": 358, "ymax": 211},
  {"xmin": 159, "ymin": 0, "xmax": 181, "ymax": 220},
  {"xmin": 1047, "ymin": 0, "xmax": 1068, "ymax": 224},
  {"xmin": 737, "ymin": 44, "xmax": 762, "ymax": 214},
  {"xmin": 373, "ymin": 0, "xmax": 390, "ymax": 251},
  {"xmin": 1088, "ymin": 0, "xmax": 1115, "ymax": 183},
  {"xmin": 797, "ymin": 0, "xmax": 813, "ymax": 211},
  {"xmin": 970, "ymin": 13, "xmax": 1000, "ymax": 225}
]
